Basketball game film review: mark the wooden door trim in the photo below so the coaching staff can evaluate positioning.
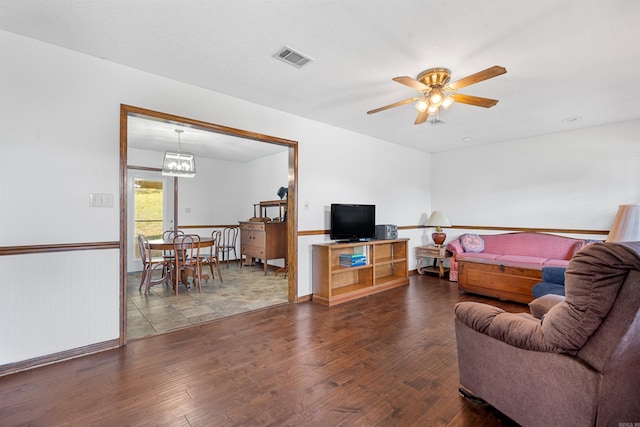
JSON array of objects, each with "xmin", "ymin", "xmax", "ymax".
[{"xmin": 120, "ymin": 104, "xmax": 299, "ymax": 344}]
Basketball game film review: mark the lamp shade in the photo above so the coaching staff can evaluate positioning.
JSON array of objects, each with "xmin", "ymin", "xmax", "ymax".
[
  {"xmin": 427, "ymin": 211, "xmax": 451, "ymax": 229},
  {"xmin": 427, "ymin": 211, "xmax": 451, "ymax": 246},
  {"xmin": 606, "ymin": 203, "xmax": 640, "ymax": 242}
]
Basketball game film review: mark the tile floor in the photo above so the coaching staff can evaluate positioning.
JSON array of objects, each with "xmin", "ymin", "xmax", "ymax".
[{"xmin": 127, "ymin": 264, "xmax": 289, "ymax": 340}]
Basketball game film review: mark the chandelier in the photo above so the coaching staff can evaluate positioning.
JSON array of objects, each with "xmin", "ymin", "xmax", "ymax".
[{"xmin": 162, "ymin": 129, "xmax": 196, "ymax": 178}]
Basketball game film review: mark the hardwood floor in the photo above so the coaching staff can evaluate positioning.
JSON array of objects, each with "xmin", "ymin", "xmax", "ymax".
[{"xmin": 0, "ymin": 274, "xmax": 525, "ymax": 426}]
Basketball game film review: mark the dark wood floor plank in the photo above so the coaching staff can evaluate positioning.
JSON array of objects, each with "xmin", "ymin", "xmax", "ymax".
[{"xmin": 0, "ymin": 275, "xmax": 524, "ymax": 426}]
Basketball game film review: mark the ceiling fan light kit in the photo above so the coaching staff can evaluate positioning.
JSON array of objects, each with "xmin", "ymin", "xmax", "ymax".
[
  {"xmin": 368, "ymin": 65, "xmax": 507, "ymax": 125},
  {"xmin": 442, "ymin": 95, "xmax": 454, "ymax": 109}
]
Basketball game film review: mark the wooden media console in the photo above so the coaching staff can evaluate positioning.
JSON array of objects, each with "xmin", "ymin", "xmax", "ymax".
[{"xmin": 312, "ymin": 238, "xmax": 409, "ymax": 306}]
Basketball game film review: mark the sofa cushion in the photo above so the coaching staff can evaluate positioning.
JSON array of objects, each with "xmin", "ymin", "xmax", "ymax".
[
  {"xmin": 542, "ymin": 259, "xmax": 571, "ymax": 267},
  {"xmin": 495, "ymin": 254, "xmax": 548, "ymax": 265},
  {"xmin": 480, "ymin": 233, "xmax": 578, "ymax": 259},
  {"xmin": 457, "ymin": 253, "xmax": 500, "ymax": 262},
  {"xmin": 458, "ymin": 256, "xmax": 543, "ymax": 271},
  {"xmin": 460, "ymin": 233, "xmax": 484, "ymax": 253}
]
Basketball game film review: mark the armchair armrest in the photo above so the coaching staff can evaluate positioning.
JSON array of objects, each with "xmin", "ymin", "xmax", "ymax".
[
  {"xmin": 446, "ymin": 239, "xmax": 463, "ymax": 256},
  {"xmin": 455, "ymin": 302, "xmax": 562, "ymax": 352},
  {"xmin": 529, "ymin": 294, "xmax": 565, "ymax": 319}
]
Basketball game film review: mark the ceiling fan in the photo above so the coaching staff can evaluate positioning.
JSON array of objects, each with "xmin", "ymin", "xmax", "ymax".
[{"xmin": 367, "ymin": 65, "xmax": 507, "ymax": 125}]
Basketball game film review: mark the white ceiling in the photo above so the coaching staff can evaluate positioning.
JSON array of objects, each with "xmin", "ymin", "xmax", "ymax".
[
  {"xmin": 127, "ymin": 114, "xmax": 287, "ymax": 163},
  {"xmin": 2, "ymin": 0, "xmax": 640, "ymax": 157}
]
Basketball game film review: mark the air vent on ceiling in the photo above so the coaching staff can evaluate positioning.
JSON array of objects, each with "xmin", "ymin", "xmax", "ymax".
[{"xmin": 273, "ymin": 46, "xmax": 313, "ymax": 68}]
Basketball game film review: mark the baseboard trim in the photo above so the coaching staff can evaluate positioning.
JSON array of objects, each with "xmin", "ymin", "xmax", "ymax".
[
  {"xmin": 297, "ymin": 294, "xmax": 312, "ymax": 302},
  {"xmin": 0, "ymin": 338, "xmax": 120, "ymax": 377}
]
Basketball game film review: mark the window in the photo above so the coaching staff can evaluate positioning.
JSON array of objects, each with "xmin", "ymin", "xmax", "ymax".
[{"xmin": 134, "ymin": 179, "xmax": 163, "ymax": 258}]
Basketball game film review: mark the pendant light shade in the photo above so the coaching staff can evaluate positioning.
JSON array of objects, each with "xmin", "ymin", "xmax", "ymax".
[
  {"xmin": 162, "ymin": 151, "xmax": 196, "ymax": 177},
  {"xmin": 162, "ymin": 129, "xmax": 196, "ymax": 178}
]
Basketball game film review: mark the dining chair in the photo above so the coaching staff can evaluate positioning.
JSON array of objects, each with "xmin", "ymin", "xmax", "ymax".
[
  {"xmin": 162, "ymin": 229, "xmax": 184, "ymax": 260},
  {"xmin": 198, "ymin": 230, "xmax": 224, "ymax": 283},
  {"xmin": 219, "ymin": 226, "xmax": 240, "ymax": 268},
  {"xmin": 173, "ymin": 234, "xmax": 202, "ymax": 294},
  {"xmin": 137, "ymin": 234, "xmax": 170, "ymax": 294}
]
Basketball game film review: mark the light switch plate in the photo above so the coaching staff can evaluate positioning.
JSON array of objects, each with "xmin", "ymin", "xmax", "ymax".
[{"xmin": 90, "ymin": 193, "xmax": 114, "ymax": 207}]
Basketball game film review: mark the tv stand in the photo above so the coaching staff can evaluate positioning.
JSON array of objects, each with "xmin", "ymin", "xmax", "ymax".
[
  {"xmin": 312, "ymin": 238, "xmax": 409, "ymax": 306},
  {"xmin": 337, "ymin": 238, "xmax": 371, "ymax": 243}
]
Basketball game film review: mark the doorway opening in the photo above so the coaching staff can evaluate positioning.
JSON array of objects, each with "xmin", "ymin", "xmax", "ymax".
[{"xmin": 119, "ymin": 104, "xmax": 298, "ymax": 344}]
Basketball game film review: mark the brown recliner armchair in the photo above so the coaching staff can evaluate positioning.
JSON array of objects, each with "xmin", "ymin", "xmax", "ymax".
[{"xmin": 454, "ymin": 242, "xmax": 640, "ymax": 427}]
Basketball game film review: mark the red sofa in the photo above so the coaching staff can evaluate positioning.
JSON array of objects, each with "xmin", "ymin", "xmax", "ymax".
[{"xmin": 446, "ymin": 232, "xmax": 596, "ymax": 303}]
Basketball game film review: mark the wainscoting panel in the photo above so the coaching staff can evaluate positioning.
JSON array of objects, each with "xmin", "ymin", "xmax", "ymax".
[{"xmin": 0, "ymin": 249, "xmax": 120, "ymax": 365}]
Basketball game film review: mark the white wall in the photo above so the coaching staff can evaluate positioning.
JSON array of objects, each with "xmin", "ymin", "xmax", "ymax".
[
  {"xmin": 431, "ymin": 119, "xmax": 640, "ymax": 243},
  {"xmin": 242, "ymin": 150, "xmax": 290, "ymax": 216},
  {"xmin": 0, "ymin": 250, "xmax": 120, "ymax": 364},
  {"xmin": 129, "ymin": 148, "xmax": 290, "ymax": 225},
  {"xmin": 0, "ymin": 30, "xmax": 431, "ymax": 365}
]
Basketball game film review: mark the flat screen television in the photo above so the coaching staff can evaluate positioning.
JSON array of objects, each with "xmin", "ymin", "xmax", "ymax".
[{"xmin": 330, "ymin": 203, "xmax": 376, "ymax": 242}]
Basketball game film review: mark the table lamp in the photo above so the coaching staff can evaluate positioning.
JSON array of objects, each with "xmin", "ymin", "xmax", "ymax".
[
  {"xmin": 427, "ymin": 211, "xmax": 451, "ymax": 246},
  {"xmin": 606, "ymin": 203, "xmax": 640, "ymax": 242}
]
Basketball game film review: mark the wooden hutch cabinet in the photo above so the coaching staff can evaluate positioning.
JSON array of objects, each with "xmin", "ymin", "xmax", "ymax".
[{"xmin": 239, "ymin": 199, "xmax": 288, "ymax": 274}]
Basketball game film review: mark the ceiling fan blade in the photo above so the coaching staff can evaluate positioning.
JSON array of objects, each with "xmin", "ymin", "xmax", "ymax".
[
  {"xmin": 393, "ymin": 76, "xmax": 430, "ymax": 91},
  {"xmin": 367, "ymin": 97, "xmax": 420, "ymax": 115},
  {"xmin": 450, "ymin": 93, "xmax": 499, "ymax": 108},
  {"xmin": 414, "ymin": 109, "xmax": 429, "ymax": 125},
  {"xmin": 446, "ymin": 66, "xmax": 506, "ymax": 90}
]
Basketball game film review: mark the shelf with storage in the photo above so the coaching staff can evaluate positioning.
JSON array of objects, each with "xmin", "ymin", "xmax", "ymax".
[
  {"xmin": 312, "ymin": 238, "xmax": 409, "ymax": 306},
  {"xmin": 252, "ymin": 199, "xmax": 287, "ymax": 221}
]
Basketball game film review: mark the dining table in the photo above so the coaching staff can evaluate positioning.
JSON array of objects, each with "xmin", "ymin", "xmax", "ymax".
[
  {"xmin": 147, "ymin": 236, "xmax": 215, "ymax": 288},
  {"xmin": 147, "ymin": 236, "xmax": 214, "ymax": 252}
]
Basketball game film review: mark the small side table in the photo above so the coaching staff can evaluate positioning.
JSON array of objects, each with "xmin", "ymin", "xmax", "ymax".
[{"xmin": 416, "ymin": 245, "xmax": 452, "ymax": 278}]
